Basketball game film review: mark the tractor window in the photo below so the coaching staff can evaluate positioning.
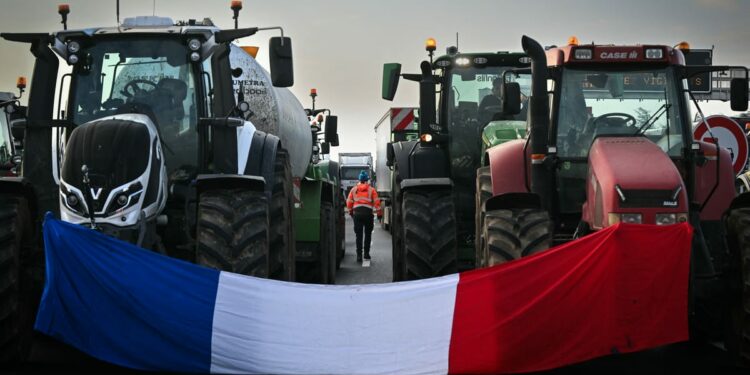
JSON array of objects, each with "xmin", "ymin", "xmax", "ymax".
[
  {"xmin": 556, "ymin": 68, "xmax": 683, "ymax": 158},
  {"xmin": 70, "ymin": 38, "xmax": 200, "ymax": 174},
  {"xmin": 450, "ymin": 66, "xmax": 531, "ymax": 127},
  {"xmin": 340, "ymin": 167, "xmax": 366, "ymax": 180},
  {"xmin": 448, "ymin": 65, "xmax": 531, "ymax": 181},
  {"xmin": 0, "ymin": 108, "xmax": 10, "ymax": 165}
]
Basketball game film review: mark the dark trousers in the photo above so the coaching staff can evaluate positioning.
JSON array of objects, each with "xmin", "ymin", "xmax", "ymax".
[{"xmin": 353, "ymin": 212, "xmax": 374, "ymax": 256}]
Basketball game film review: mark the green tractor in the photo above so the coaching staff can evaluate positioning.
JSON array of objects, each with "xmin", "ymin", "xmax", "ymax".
[
  {"xmin": 294, "ymin": 89, "xmax": 343, "ymax": 283},
  {"xmin": 382, "ymin": 38, "xmax": 531, "ymax": 280}
]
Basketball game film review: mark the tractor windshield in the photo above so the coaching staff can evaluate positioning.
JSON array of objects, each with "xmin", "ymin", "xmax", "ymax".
[
  {"xmin": 69, "ymin": 37, "xmax": 200, "ymax": 173},
  {"xmin": 556, "ymin": 67, "xmax": 684, "ymax": 158}
]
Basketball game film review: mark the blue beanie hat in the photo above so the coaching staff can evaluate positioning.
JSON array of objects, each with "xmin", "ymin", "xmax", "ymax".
[{"xmin": 358, "ymin": 171, "xmax": 369, "ymax": 182}]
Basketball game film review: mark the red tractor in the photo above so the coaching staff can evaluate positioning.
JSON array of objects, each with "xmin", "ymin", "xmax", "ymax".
[{"xmin": 478, "ymin": 35, "xmax": 750, "ymax": 365}]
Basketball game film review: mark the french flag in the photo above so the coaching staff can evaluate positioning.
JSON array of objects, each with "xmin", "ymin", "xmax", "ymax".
[{"xmin": 36, "ymin": 214, "xmax": 691, "ymax": 374}]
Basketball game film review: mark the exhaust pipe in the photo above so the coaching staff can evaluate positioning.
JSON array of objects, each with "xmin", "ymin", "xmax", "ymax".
[{"xmin": 521, "ymin": 35, "xmax": 552, "ymax": 212}]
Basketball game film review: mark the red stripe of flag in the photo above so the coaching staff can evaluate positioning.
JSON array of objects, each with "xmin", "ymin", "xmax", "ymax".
[{"xmin": 448, "ymin": 223, "xmax": 692, "ymax": 374}]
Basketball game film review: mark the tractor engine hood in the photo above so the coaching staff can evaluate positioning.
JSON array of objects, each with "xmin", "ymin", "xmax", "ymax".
[
  {"xmin": 60, "ymin": 114, "xmax": 167, "ymax": 228},
  {"xmin": 584, "ymin": 137, "xmax": 687, "ymax": 228}
]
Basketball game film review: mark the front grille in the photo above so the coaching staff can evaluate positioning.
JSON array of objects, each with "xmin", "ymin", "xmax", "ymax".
[{"xmin": 620, "ymin": 189, "xmax": 678, "ymax": 208}]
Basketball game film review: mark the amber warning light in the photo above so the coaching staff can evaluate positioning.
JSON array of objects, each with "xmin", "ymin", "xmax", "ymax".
[
  {"xmin": 16, "ymin": 76, "xmax": 27, "ymax": 90},
  {"xmin": 425, "ymin": 38, "xmax": 437, "ymax": 52}
]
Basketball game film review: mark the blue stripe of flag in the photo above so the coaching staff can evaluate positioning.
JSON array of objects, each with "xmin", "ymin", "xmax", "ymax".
[{"xmin": 35, "ymin": 213, "xmax": 219, "ymax": 373}]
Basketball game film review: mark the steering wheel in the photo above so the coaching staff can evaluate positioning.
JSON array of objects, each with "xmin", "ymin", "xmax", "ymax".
[
  {"xmin": 121, "ymin": 79, "xmax": 158, "ymax": 98},
  {"xmin": 592, "ymin": 112, "xmax": 637, "ymax": 128}
]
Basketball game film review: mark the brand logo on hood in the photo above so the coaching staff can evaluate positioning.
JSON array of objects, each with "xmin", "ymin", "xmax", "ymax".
[
  {"xmin": 599, "ymin": 51, "xmax": 638, "ymax": 59},
  {"xmin": 90, "ymin": 188, "xmax": 103, "ymax": 200},
  {"xmin": 662, "ymin": 200, "xmax": 678, "ymax": 207}
]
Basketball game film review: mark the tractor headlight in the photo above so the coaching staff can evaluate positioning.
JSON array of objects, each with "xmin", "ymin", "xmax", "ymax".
[
  {"xmin": 188, "ymin": 38, "xmax": 201, "ymax": 51},
  {"xmin": 66, "ymin": 193, "xmax": 79, "ymax": 207},
  {"xmin": 608, "ymin": 212, "xmax": 642, "ymax": 225},
  {"xmin": 655, "ymin": 213, "xmax": 688, "ymax": 225},
  {"xmin": 67, "ymin": 41, "xmax": 80, "ymax": 53}
]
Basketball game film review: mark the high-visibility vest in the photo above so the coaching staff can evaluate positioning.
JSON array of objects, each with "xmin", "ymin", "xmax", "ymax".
[{"xmin": 347, "ymin": 183, "xmax": 381, "ymax": 214}]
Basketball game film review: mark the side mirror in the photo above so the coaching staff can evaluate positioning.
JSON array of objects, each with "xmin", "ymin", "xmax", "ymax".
[
  {"xmin": 730, "ymin": 78, "xmax": 749, "ymax": 111},
  {"xmin": 386, "ymin": 142, "xmax": 395, "ymax": 167},
  {"xmin": 382, "ymin": 63, "xmax": 401, "ymax": 101},
  {"xmin": 269, "ymin": 37, "xmax": 293, "ymax": 87},
  {"xmin": 321, "ymin": 142, "xmax": 330, "ymax": 155},
  {"xmin": 501, "ymin": 82, "xmax": 521, "ymax": 115},
  {"xmin": 325, "ymin": 115, "xmax": 339, "ymax": 146},
  {"xmin": 10, "ymin": 118, "xmax": 26, "ymax": 141}
]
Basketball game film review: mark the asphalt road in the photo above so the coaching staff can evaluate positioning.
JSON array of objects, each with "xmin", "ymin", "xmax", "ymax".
[{"xmin": 336, "ymin": 215, "xmax": 392, "ymax": 285}]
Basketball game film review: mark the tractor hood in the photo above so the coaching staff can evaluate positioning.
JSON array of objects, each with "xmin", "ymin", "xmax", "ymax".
[
  {"xmin": 60, "ymin": 114, "xmax": 167, "ymax": 228},
  {"xmin": 584, "ymin": 137, "xmax": 687, "ymax": 228}
]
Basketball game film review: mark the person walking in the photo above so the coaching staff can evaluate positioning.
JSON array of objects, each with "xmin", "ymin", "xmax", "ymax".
[{"xmin": 346, "ymin": 171, "xmax": 381, "ymax": 262}]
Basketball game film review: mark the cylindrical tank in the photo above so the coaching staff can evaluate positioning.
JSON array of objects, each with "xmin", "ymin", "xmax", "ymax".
[{"xmin": 229, "ymin": 44, "xmax": 312, "ymax": 179}]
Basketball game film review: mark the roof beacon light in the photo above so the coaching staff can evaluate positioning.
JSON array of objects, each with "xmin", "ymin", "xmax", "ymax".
[
  {"xmin": 231, "ymin": 1, "xmax": 243, "ymax": 29},
  {"xmin": 425, "ymin": 38, "xmax": 437, "ymax": 52},
  {"xmin": 16, "ymin": 76, "xmax": 27, "ymax": 90},
  {"xmin": 567, "ymin": 36, "xmax": 579, "ymax": 46},
  {"xmin": 58, "ymin": 4, "xmax": 70, "ymax": 30},
  {"xmin": 310, "ymin": 88, "xmax": 318, "ymax": 97},
  {"xmin": 675, "ymin": 41, "xmax": 690, "ymax": 50}
]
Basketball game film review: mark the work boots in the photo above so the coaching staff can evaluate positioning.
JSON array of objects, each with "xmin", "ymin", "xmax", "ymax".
[{"xmin": 357, "ymin": 253, "xmax": 363, "ymax": 263}]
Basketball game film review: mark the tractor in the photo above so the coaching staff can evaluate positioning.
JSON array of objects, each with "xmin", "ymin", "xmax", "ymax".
[
  {"xmin": 294, "ymin": 88, "xmax": 344, "ymax": 283},
  {"xmin": 0, "ymin": 3, "xmax": 305, "ymax": 361},
  {"xmin": 478, "ymin": 35, "xmax": 750, "ymax": 365},
  {"xmin": 382, "ymin": 38, "xmax": 530, "ymax": 280}
]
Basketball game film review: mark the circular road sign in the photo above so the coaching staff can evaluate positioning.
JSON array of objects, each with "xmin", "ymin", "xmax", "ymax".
[{"xmin": 693, "ymin": 115, "xmax": 748, "ymax": 175}]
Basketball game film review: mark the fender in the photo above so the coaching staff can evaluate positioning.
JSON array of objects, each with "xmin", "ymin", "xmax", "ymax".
[
  {"xmin": 294, "ymin": 179, "xmax": 334, "ymax": 244},
  {"xmin": 400, "ymin": 178, "xmax": 452, "ymax": 191},
  {"xmin": 243, "ymin": 129, "xmax": 281, "ymax": 197},
  {"xmin": 486, "ymin": 192, "xmax": 541, "ymax": 211},
  {"xmin": 486, "ymin": 139, "xmax": 529, "ymax": 196},
  {"xmin": 391, "ymin": 140, "xmax": 450, "ymax": 182},
  {"xmin": 694, "ymin": 141, "xmax": 735, "ymax": 221},
  {"xmin": 195, "ymin": 174, "xmax": 265, "ymax": 196}
]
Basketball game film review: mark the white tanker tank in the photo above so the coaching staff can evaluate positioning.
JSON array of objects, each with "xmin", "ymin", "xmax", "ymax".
[{"xmin": 229, "ymin": 44, "xmax": 312, "ymax": 179}]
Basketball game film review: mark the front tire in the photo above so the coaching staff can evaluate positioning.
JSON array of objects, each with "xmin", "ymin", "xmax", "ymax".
[
  {"xmin": 0, "ymin": 195, "xmax": 34, "ymax": 363},
  {"xmin": 482, "ymin": 208, "xmax": 552, "ymax": 266},
  {"xmin": 726, "ymin": 207, "xmax": 750, "ymax": 367},
  {"xmin": 402, "ymin": 189, "xmax": 457, "ymax": 280},
  {"xmin": 196, "ymin": 189, "xmax": 269, "ymax": 277}
]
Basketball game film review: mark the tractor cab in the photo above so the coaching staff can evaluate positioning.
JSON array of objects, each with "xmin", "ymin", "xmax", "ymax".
[
  {"xmin": 433, "ymin": 52, "xmax": 532, "ymax": 181},
  {"xmin": 1, "ymin": 5, "xmax": 293, "ymax": 251}
]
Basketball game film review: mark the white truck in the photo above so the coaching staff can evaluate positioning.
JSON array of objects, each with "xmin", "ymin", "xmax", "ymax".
[
  {"xmin": 339, "ymin": 152, "xmax": 373, "ymax": 198},
  {"xmin": 373, "ymin": 107, "xmax": 418, "ymax": 230}
]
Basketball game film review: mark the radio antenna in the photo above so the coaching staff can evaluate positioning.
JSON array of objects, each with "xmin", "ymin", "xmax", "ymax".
[{"xmin": 116, "ymin": 0, "xmax": 120, "ymax": 24}]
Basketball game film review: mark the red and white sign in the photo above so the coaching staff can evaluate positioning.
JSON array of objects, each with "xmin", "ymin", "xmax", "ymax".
[
  {"xmin": 390, "ymin": 107, "xmax": 416, "ymax": 132},
  {"xmin": 693, "ymin": 115, "xmax": 748, "ymax": 175}
]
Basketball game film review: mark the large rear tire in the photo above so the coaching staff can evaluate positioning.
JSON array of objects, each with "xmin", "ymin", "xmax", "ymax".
[
  {"xmin": 474, "ymin": 166, "xmax": 492, "ymax": 269},
  {"xmin": 483, "ymin": 208, "xmax": 552, "ymax": 266},
  {"xmin": 269, "ymin": 149, "xmax": 296, "ymax": 281},
  {"xmin": 336, "ymin": 190, "xmax": 345, "ymax": 270},
  {"xmin": 196, "ymin": 189, "xmax": 269, "ymax": 277},
  {"xmin": 402, "ymin": 189, "xmax": 457, "ymax": 280},
  {"xmin": 0, "ymin": 196, "xmax": 34, "ymax": 363},
  {"xmin": 391, "ymin": 175, "xmax": 405, "ymax": 281},
  {"xmin": 726, "ymin": 207, "xmax": 750, "ymax": 367}
]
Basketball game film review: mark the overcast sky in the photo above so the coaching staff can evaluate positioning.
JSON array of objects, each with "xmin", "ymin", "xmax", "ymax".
[{"xmin": 1, "ymin": 0, "xmax": 748, "ymax": 157}]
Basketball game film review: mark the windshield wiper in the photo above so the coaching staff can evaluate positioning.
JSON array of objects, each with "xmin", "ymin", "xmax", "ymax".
[{"xmin": 634, "ymin": 103, "xmax": 671, "ymax": 135}]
